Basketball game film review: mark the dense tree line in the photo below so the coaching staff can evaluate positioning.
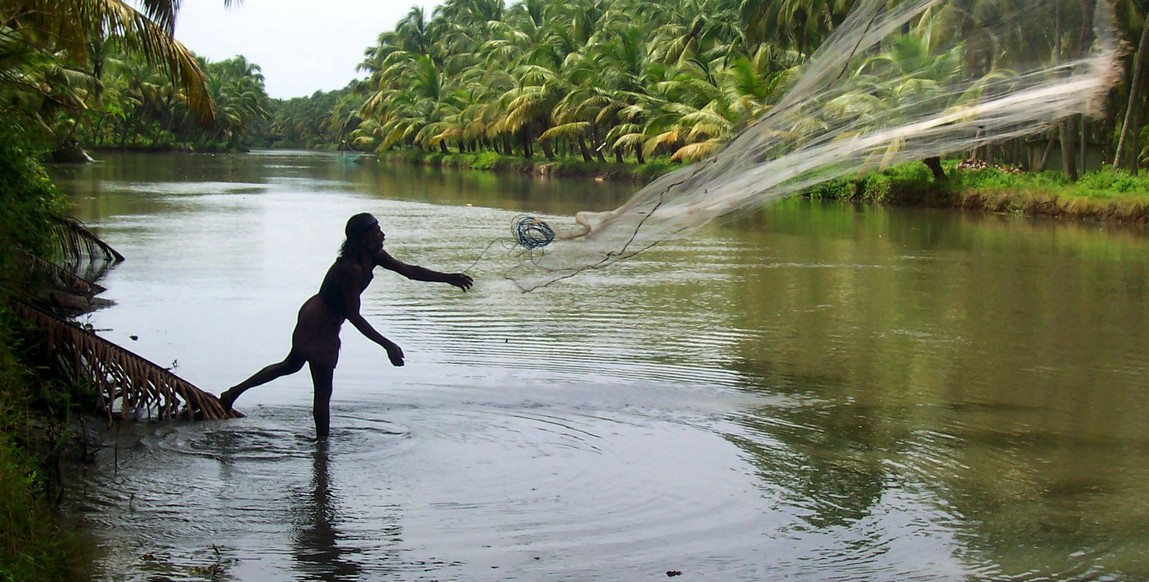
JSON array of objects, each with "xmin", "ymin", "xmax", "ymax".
[
  {"xmin": 73, "ymin": 50, "xmax": 271, "ymax": 151},
  {"xmin": 7, "ymin": 0, "xmax": 1146, "ymax": 172},
  {"xmin": 259, "ymin": 0, "xmax": 1147, "ymax": 177},
  {"xmin": 261, "ymin": 87, "xmax": 360, "ymax": 149}
]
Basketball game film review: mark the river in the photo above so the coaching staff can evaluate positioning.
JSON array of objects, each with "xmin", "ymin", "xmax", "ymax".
[{"xmin": 50, "ymin": 150, "xmax": 1149, "ymax": 581}]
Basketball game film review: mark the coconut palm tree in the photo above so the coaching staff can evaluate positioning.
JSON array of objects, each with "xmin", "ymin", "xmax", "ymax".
[
  {"xmin": 202, "ymin": 55, "xmax": 270, "ymax": 149},
  {"xmin": 1114, "ymin": 1, "xmax": 1148, "ymax": 170},
  {"xmin": 741, "ymin": 0, "xmax": 854, "ymax": 55},
  {"xmin": 3, "ymin": 0, "xmax": 220, "ymax": 123},
  {"xmin": 0, "ymin": 1, "xmax": 240, "ymax": 422}
]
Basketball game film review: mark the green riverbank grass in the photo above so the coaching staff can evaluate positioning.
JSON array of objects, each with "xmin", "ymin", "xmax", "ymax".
[
  {"xmin": 807, "ymin": 162, "xmax": 1149, "ymax": 222},
  {"xmin": 1, "ymin": 133, "xmax": 89, "ymax": 581},
  {"xmin": 377, "ymin": 149, "xmax": 677, "ymax": 183},
  {"xmin": 0, "ymin": 321, "xmax": 84, "ymax": 582},
  {"xmin": 937, "ymin": 166, "xmax": 1149, "ymax": 221},
  {"xmin": 373, "ymin": 149, "xmax": 1148, "ymax": 222}
]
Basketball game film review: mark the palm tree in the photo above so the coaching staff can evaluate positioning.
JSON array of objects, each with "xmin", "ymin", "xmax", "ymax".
[
  {"xmin": 3, "ymin": 0, "xmax": 220, "ymax": 123},
  {"xmin": 1114, "ymin": 3, "xmax": 1148, "ymax": 170},
  {"xmin": 722, "ymin": 44, "xmax": 802, "ymax": 127},
  {"xmin": 586, "ymin": 22, "xmax": 657, "ymax": 160},
  {"xmin": 0, "ymin": 24, "xmax": 91, "ymax": 142},
  {"xmin": 203, "ymin": 55, "xmax": 270, "ymax": 149},
  {"xmin": 0, "ymin": 0, "xmax": 241, "ymax": 423},
  {"xmin": 741, "ymin": 0, "xmax": 854, "ymax": 55}
]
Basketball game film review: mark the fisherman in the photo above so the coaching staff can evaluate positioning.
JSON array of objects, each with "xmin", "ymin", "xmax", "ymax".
[{"xmin": 219, "ymin": 212, "xmax": 473, "ymax": 438}]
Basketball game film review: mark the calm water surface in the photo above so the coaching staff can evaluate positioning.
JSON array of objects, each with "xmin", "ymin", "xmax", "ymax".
[{"xmin": 51, "ymin": 151, "xmax": 1149, "ymax": 581}]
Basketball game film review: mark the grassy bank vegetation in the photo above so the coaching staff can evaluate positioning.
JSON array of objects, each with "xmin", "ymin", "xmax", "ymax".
[
  {"xmin": 378, "ymin": 149, "xmax": 679, "ymax": 184},
  {"xmin": 0, "ymin": 322, "xmax": 85, "ymax": 582},
  {"xmin": 376, "ymin": 150, "xmax": 1149, "ymax": 223},
  {"xmin": 0, "ymin": 134, "xmax": 88, "ymax": 581},
  {"xmin": 807, "ymin": 160, "xmax": 1149, "ymax": 222}
]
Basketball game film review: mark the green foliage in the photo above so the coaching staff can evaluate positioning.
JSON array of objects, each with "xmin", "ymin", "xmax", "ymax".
[
  {"xmin": 469, "ymin": 151, "xmax": 510, "ymax": 171},
  {"xmin": 882, "ymin": 162, "xmax": 934, "ymax": 189},
  {"xmin": 426, "ymin": 151, "xmax": 473, "ymax": 168},
  {"xmin": 861, "ymin": 173, "xmax": 893, "ymax": 202},
  {"xmin": 952, "ymin": 166, "xmax": 1033, "ymax": 190},
  {"xmin": 631, "ymin": 160, "xmax": 678, "ymax": 182},
  {"xmin": 1071, "ymin": 169, "xmax": 1149, "ymax": 198},
  {"xmin": 0, "ymin": 131, "xmax": 85, "ymax": 582},
  {"xmin": 262, "ymin": 87, "xmax": 354, "ymax": 149},
  {"xmin": 0, "ymin": 132, "xmax": 67, "ymax": 259},
  {"xmin": 73, "ymin": 49, "xmax": 271, "ymax": 152},
  {"xmin": 803, "ymin": 163, "xmax": 933, "ymax": 202},
  {"xmin": 805, "ymin": 177, "xmax": 855, "ymax": 200},
  {"xmin": 378, "ymin": 148, "xmax": 674, "ymax": 181},
  {"xmin": 0, "ymin": 309, "xmax": 83, "ymax": 582},
  {"xmin": 850, "ymin": 160, "xmax": 1149, "ymax": 218}
]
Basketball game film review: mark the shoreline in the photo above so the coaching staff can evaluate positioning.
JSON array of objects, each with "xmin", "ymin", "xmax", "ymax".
[
  {"xmin": 371, "ymin": 152, "xmax": 1149, "ymax": 226},
  {"xmin": 68, "ymin": 146, "xmax": 1149, "ymax": 226}
]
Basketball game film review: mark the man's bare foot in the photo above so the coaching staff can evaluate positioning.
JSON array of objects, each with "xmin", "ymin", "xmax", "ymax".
[{"xmin": 219, "ymin": 388, "xmax": 236, "ymax": 410}]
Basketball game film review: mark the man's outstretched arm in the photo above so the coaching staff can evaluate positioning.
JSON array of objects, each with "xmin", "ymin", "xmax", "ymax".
[
  {"xmin": 337, "ymin": 268, "xmax": 405, "ymax": 366},
  {"xmin": 374, "ymin": 250, "xmax": 473, "ymax": 291}
]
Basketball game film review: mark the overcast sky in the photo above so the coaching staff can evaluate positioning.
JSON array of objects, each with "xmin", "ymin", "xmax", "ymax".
[{"xmin": 173, "ymin": 0, "xmax": 443, "ymax": 99}]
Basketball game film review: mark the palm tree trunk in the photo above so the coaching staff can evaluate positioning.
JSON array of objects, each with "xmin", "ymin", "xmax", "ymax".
[
  {"xmin": 578, "ymin": 137, "xmax": 592, "ymax": 162},
  {"xmin": 519, "ymin": 127, "xmax": 533, "ymax": 159},
  {"xmin": 1059, "ymin": 116, "xmax": 1079, "ymax": 180},
  {"xmin": 1114, "ymin": 14, "xmax": 1149, "ymax": 170},
  {"xmin": 590, "ymin": 124, "xmax": 607, "ymax": 163},
  {"xmin": 1037, "ymin": 128, "xmax": 1056, "ymax": 170},
  {"xmin": 922, "ymin": 156, "xmax": 946, "ymax": 180}
]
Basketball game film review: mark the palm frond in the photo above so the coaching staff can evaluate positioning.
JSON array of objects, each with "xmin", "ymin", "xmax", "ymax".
[
  {"xmin": 10, "ymin": 300, "xmax": 235, "ymax": 421},
  {"xmin": 538, "ymin": 121, "xmax": 588, "ymax": 142},
  {"xmin": 16, "ymin": 247, "xmax": 106, "ymax": 298},
  {"xmin": 8, "ymin": 0, "xmax": 215, "ymax": 121},
  {"xmin": 50, "ymin": 216, "xmax": 125, "ymax": 263},
  {"xmin": 671, "ymin": 139, "xmax": 723, "ymax": 163}
]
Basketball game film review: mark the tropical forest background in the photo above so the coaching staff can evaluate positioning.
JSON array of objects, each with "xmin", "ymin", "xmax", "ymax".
[{"xmin": 17, "ymin": 0, "xmax": 1149, "ymax": 179}]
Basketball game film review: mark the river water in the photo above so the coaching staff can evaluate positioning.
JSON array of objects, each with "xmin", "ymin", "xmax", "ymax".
[{"xmin": 50, "ymin": 151, "xmax": 1149, "ymax": 581}]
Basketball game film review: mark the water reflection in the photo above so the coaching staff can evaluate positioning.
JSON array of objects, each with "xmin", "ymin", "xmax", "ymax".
[
  {"xmin": 50, "ymin": 152, "xmax": 1149, "ymax": 581},
  {"xmin": 292, "ymin": 441, "xmax": 367, "ymax": 581}
]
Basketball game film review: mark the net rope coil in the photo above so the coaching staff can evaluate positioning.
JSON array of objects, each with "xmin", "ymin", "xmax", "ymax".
[
  {"xmin": 512, "ymin": 215, "xmax": 556, "ymax": 250},
  {"xmin": 464, "ymin": 215, "xmax": 560, "ymax": 273}
]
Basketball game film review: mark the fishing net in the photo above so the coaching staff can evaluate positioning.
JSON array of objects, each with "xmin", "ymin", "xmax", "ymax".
[{"xmin": 505, "ymin": 0, "xmax": 1121, "ymax": 291}]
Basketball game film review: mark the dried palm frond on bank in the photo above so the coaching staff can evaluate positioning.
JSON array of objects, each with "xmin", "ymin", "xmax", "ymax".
[
  {"xmin": 11, "ymin": 249, "xmax": 111, "ymax": 316},
  {"xmin": 10, "ymin": 300, "xmax": 233, "ymax": 421},
  {"xmin": 16, "ymin": 247, "xmax": 106, "ymax": 296},
  {"xmin": 49, "ymin": 216, "xmax": 124, "ymax": 263}
]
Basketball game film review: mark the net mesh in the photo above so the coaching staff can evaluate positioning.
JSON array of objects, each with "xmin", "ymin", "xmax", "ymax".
[{"xmin": 505, "ymin": 0, "xmax": 1121, "ymax": 291}]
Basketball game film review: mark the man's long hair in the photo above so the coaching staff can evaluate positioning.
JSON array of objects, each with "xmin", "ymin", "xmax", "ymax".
[{"xmin": 339, "ymin": 213, "xmax": 378, "ymax": 259}]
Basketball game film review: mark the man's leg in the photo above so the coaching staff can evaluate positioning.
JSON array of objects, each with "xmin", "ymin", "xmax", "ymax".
[
  {"xmin": 309, "ymin": 362, "xmax": 335, "ymax": 439},
  {"xmin": 220, "ymin": 353, "xmax": 305, "ymax": 411}
]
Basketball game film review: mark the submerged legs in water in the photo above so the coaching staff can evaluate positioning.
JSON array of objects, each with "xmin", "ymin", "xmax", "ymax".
[
  {"xmin": 219, "ymin": 353, "xmax": 339, "ymax": 440},
  {"xmin": 309, "ymin": 363, "xmax": 335, "ymax": 440}
]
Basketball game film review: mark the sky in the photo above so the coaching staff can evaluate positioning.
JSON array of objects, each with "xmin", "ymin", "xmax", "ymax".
[{"xmin": 173, "ymin": 0, "xmax": 443, "ymax": 99}]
